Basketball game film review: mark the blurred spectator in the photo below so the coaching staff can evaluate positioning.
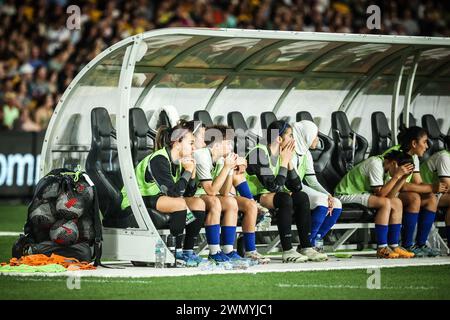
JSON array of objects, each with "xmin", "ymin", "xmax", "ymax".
[
  {"xmin": 2, "ymin": 92, "xmax": 20, "ymax": 129},
  {"xmin": 0, "ymin": 0, "xmax": 448, "ymax": 132},
  {"xmin": 34, "ymin": 93, "xmax": 54, "ymax": 129},
  {"xmin": 16, "ymin": 107, "xmax": 41, "ymax": 132}
]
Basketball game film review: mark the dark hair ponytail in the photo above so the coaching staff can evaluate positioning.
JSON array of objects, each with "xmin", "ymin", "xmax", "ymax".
[
  {"xmin": 155, "ymin": 119, "xmax": 197, "ymax": 149},
  {"xmin": 156, "ymin": 125, "xmax": 172, "ymax": 149},
  {"xmin": 397, "ymin": 126, "xmax": 428, "ymax": 151}
]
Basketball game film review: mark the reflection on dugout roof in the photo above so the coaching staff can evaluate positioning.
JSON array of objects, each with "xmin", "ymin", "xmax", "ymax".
[{"xmin": 40, "ymin": 29, "xmax": 450, "ymax": 258}]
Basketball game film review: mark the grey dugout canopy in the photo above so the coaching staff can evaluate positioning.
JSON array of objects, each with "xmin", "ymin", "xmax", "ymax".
[{"xmin": 40, "ymin": 28, "xmax": 450, "ymax": 262}]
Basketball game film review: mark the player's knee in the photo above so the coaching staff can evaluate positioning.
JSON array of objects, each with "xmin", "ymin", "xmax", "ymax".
[
  {"xmin": 222, "ymin": 196, "xmax": 239, "ymax": 213},
  {"xmin": 380, "ymin": 197, "xmax": 391, "ymax": 210},
  {"xmin": 173, "ymin": 198, "xmax": 188, "ymax": 211},
  {"xmin": 291, "ymin": 191, "xmax": 310, "ymax": 208},
  {"xmin": 390, "ymin": 198, "xmax": 403, "ymax": 211},
  {"xmin": 274, "ymin": 192, "xmax": 293, "ymax": 209},
  {"xmin": 188, "ymin": 197, "xmax": 206, "ymax": 211}
]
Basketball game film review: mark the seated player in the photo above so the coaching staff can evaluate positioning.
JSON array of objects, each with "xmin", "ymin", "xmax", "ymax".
[
  {"xmin": 292, "ymin": 120, "xmax": 342, "ymax": 249},
  {"xmin": 194, "ymin": 124, "xmax": 270, "ymax": 264},
  {"xmin": 383, "ymin": 127, "xmax": 448, "ymax": 257},
  {"xmin": 420, "ymin": 149, "xmax": 450, "ymax": 252},
  {"xmin": 246, "ymin": 120, "xmax": 327, "ymax": 262},
  {"xmin": 335, "ymin": 150, "xmax": 415, "ymax": 259},
  {"xmin": 121, "ymin": 120, "xmax": 207, "ymax": 266}
]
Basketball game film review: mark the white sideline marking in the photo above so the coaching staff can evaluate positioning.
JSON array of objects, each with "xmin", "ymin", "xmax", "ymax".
[
  {"xmin": 0, "ymin": 232, "xmax": 21, "ymax": 237},
  {"xmin": 276, "ymin": 283, "xmax": 438, "ymax": 290},
  {"xmin": 10, "ymin": 278, "xmax": 152, "ymax": 284},
  {"xmin": 1, "ymin": 256, "xmax": 450, "ymax": 279}
]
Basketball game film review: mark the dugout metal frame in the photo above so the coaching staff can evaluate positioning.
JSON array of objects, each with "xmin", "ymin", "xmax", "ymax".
[{"xmin": 40, "ymin": 29, "xmax": 450, "ymax": 263}]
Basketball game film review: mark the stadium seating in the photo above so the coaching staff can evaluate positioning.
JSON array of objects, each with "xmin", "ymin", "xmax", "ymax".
[
  {"xmin": 260, "ymin": 111, "xmax": 277, "ymax": 130},
  {"xmin": 85, "ymin": 107, "xmax": 135, "ymax": 228},
  {"xmin": 331, "ymin": 111, "xmax": 368, "ymax": 177},
  {"xmin": 370, "ymin": 111, "xmax": 392, "ymax": 157},
  {"xmin": 129, "ymin": 108, "xmax": 156, "ymax": 166},
  {"xmin": 227, "ymin": 111, "xmax": 260, "ymax": 156},
  {"xmin": 193, "ymin": 110, "xmax": 214, "ymax": 126},
  {"xmin": 422, "ymin": 114, "xmax": 449, "ymax": 157},
  {"xmin": 398, "ymin": 112, "xmax": 417, "ymax": 129}
]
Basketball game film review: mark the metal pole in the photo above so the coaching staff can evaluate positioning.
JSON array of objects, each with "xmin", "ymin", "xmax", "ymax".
[
  {"xmin": 403, "ymin": 52, "xmax": 421, "ymax": 128},
  {"xmin": 391, "ymin": 56, "xmax": 407, "ymax": 145}
]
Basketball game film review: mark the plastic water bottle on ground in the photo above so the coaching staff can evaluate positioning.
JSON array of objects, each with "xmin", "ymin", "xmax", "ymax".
[
  {"xmin": 155, "ymin": 238, "xmax": 166, "ymax": 268},
  {"xmin": 315, "ymin": 234, "xmax": 324, "ymax": 253}
]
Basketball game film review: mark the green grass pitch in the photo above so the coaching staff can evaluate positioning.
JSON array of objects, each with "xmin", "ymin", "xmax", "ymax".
[{"xmin": 1, "ymin": 204, "xmax": 450, "ymax": 300}]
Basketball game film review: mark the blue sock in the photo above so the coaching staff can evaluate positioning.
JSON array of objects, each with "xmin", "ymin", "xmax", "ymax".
[
  {"xmin": 243, "ymin": 232, "xmax": 256, "ymax": 252},
  {"xmin": 446, "ymin": 226, "xmax": 450, "ymax": 246},
  {"xmin": 388, "ymin": 224, "xmax": 401, "ymax": 246},
  {"xmin": 317, "ymin": 208, "xmax": 342, "ymax": 241},
  {"xmin": 402, "ymin": 212, "xmax": 419, "ymax": 247},
  {"xmin": 221, "ymin": 226, "xmax": 237, "ymax": 246},
  {"xmin": 416, "ymin": 209, "xmax": 436, "ymax": 246},
  {"xmin": 375, "ymin": 224, "xmax": 388, "ymax": 247},
  {"xmin": 205, "ymin": 224, "xmax": 220, "ymax": 245},
  {"xmin": 235, "ymin": 181, "xmax": 254, "ymax": 200},
  {"xmin": 309, "ymin": 206, "xmax": 329, "ymax": 245}
]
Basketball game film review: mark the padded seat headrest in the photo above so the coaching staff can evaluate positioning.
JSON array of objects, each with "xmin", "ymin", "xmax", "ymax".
[
  {"xmin": 130, "ymin": 108, "xmax": 150, "ymax": 137},
  {"xmin": 296, "ymin": 111, "xmax": 314, "ymax": 122},
  {"xmin": 228, "ymin": 111, "xmax": 248, "ymax": 131},
  {"xmin": 194, "ymin": 110, "xmax": 213, "ymax": 127},
  {"xmin": 422, "ymin": 114, "xmax": 441, "ymax": 138},
  {"xmin": 260, "ymin": 111, "xmax": 277, "ymax": 130},
  {"xmin": 372, "ymin": 112, "xmax": 391, "ymax": 138},
  {"xmin": 332, "ymin": 111, "xmax": 352, "ymax": 137},
  {"xmin": 92, "ymin": 107, "xmax": 114, "ymax": 137}
]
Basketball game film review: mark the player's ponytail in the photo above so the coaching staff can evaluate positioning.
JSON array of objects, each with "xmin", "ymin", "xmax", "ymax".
[{"xmin": 155, "ymin": 125, "xmax": 172, "ymax": 149}]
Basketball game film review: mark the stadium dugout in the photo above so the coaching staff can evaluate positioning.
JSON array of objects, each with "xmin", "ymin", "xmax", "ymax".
[{"xmin": 38, "ymin": 28, "xmax": 450, "ymax": 265}]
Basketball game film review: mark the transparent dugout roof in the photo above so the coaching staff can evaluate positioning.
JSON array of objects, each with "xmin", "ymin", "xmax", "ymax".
[{"xmin": 41, "ymin": 28, "xmax": 450, "ymax": 177}]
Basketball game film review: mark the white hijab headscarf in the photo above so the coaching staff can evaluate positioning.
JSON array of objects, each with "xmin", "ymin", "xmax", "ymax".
[
  {"xmin": 293, "ymin": 120, "xmax": 319, "ymax": 155},
  {"xmin": 148, "ymin": 105, "xmax": 180, "ymax": 130}
]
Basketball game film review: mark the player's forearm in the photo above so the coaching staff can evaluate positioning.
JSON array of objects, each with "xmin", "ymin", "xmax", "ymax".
[
  {"xmin": 387, "ymin": 178, "xmax": 407, "ymax": 198},
  {"xmin": 401, "ymin": 182, "xmax": 433, "ymax": 193},
  {"xmin": 376, "ymin": 176, "xmax": 401, "ymax": 198},
  {"xmin": 219, "ymin": 175, "xmax": 233, "ymax": 196},
  {"xmin": 206, "ymin": 168, "xmax": 230, "ymax": 195}
]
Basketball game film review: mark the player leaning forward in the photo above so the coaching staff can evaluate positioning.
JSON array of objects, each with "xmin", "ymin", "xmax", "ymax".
[
  {"xmin": 245, "ymin": 121, "xmax": 327, "ymax": 262},
  {"xmin": 420, "ymin": 149, "xmax": 450, "ymax": 251},
  {"xmin": 121, "ymin": 120, "xmax": 206, "ymax": 266},
  {"xmin": 193, "ymin": 124, "xmax": 270, "ymax": 264},
  {"xmin": 335, "ymin": 150, "xmax": 416, "ymax": 259}
]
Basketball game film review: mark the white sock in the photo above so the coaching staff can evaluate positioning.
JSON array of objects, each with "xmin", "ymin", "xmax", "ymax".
[
  {"xmin": 390, "ymin": 244, "xmax": 398, "ymax": 248},
  {"xmin": 378, "ymin": 244, "xmax": 388, "ymax": 248},
  {"xmin": 222, "ymin": 245, "xmax": 234, "ymax": 254},
  {"xmin": 209, "ymin": 244, "xmax": 220, "ymax": 255}
]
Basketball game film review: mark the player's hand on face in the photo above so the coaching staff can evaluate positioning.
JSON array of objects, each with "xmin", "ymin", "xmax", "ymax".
[
  {"xmin": 181, "ymin": 157, "xmax": 195, "ymax": 172},
  {"xmin": 224, "ymin": 152, "xmax": 238, "ymax": 169},
  {"xmin": 281, "ymin": 140, "xmax": 295, "ymax": 162},
  {"xmin": 394, "ymin": 163, "xmax": 414, "ymax": 178}
]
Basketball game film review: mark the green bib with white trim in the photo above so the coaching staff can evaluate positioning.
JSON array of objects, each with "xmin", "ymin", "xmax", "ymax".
[
  {"xmin": 245, "ymin": 144, "xmax": 281, "ymax": 195},
  {"xmin": 121, "ymin": 147, "xmax": 181, "ymax": 210},
  {"xmin": 335, "ymin": 156, "xmax": 384, "ymax": 195}
]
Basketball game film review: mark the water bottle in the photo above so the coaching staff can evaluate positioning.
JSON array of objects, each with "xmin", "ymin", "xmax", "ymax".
[
  {"xmin": 154, "ymin": 238, "xmax": 166, "ymax": 268},
  {"xmin": 431, "ymin": 231, "xmax": 441, "ymax": 255},
  {"xmin": 315, "ymin": 234, "xmax": 324, "ymax": 253}
]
